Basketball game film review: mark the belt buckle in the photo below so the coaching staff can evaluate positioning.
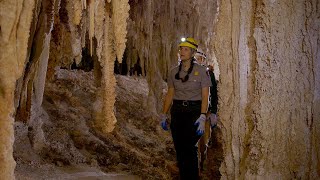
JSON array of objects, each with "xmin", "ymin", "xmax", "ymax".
[{"xmin": 182, "ymin": 100, "xmax": 188, "ymax": 106}]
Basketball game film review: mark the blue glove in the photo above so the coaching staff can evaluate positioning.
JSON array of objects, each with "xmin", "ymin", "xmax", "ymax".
[
  {"xmin": 160, "ymin": 114, "xmax": 169, "ymax": 131},
  {"xmin": 208, "ymin": 113, "xmax": 217, "ymax": 128},
  {"xmin": 194, "ymin": 114, "xmax": 206, "ymax": 136}
]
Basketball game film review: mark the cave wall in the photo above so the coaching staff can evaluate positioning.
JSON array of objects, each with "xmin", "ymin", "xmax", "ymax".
[
  {"xmin": 214, "ymin": 0, "xmax": 320, "ymax": 178},
  {"xmin": 0, "ymin": 0, "xmax": 36, "ymax": 178}
]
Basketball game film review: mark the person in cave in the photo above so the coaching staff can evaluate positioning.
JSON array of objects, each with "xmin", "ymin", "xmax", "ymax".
[
  {"xmin": 195, "ymin": 50, "xmax": 207, "ymax": 66},
  {"xmin": 194, "ymin": 51, "xmax": 218, "ymax": 129},
  {"xmin": 207, "ymin": 64, "xmax": 218, "ymax": 130},
  {"xmin": 159, "ymin": 37, "xmax": 212, "ymax": 180},
  {"xmin": 195, "ymin": 50, "xmax": 219, "ymax": 172}
]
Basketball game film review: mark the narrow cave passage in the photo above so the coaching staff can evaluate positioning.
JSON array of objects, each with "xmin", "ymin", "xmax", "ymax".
[{"xmin": 0, "ymin": 0, "xmax": 319, "ymax": 180}]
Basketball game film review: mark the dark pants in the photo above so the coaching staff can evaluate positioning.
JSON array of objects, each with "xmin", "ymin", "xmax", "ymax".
[{"xmin": 170, "ymin": 101, "xmax": 202, "ymax": 180}]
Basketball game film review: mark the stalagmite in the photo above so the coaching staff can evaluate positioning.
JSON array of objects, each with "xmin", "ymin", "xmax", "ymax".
[
  {"xmin": 91, "ymin": 0, "xmax": 130, "ymax": 133},
  {"xmin": 94, "ymin": 15, "xmax": 117, "ymax": 133}
]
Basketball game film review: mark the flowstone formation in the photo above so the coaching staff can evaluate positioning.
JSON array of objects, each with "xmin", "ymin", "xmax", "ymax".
[{"xmin": 214, "ymin": 0, "xmax": 320, "ymax": 178}]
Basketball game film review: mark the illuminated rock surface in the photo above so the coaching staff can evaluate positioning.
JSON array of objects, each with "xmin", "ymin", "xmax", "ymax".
[{"xmin": 0, "ymin": 0, "xmax": 319, "ymax": 179}]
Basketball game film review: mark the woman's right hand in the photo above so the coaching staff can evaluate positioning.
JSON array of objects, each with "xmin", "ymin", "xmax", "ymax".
[{"xmin": 160, "ymin": 114, "xmax": 169, "ymax": 131}]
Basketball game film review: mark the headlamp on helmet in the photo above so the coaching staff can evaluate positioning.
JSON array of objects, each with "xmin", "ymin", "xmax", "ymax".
[{"xmin": 178, "ymin": 37, "xmax": 198, "ymax": 50}]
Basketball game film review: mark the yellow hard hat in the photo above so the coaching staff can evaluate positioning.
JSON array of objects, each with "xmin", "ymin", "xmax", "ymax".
[{"xmin": 178, "ymin": 37, "xmax": 198, "ymax": 50}]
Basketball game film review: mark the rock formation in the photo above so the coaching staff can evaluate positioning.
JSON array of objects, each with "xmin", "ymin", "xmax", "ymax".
[
  {"xmin": 0, "ymin": 0, "xmax": 319, "ymax": 179},
  {"xmin": 214, "ymin": 0, "xmax": 320, "ymax": 178},
  {"xmin": 1, "ymin": 0, "xmax": 37, "ymax": 179}
]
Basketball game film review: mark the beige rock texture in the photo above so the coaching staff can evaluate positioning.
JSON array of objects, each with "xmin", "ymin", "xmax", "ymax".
[
  {"xmin": 47, "ymin": 0, "xmax": 128, "ymax": 133},
  {"xmin": 214, "ymin": 0, "xmax": 320, "ymax": 179},
  {"xmin": 0, "ymin": 0, "xmax": 36, "ymax": 179},
  {"xmin": 1, "ymin": 0, "xmax": 130, "ymax": 178},
  {"xmin": 112, "ymin": 0, "xmax": 130, "ymax": 61}
]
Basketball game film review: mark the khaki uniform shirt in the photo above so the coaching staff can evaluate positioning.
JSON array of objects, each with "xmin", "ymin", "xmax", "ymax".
[{"xmin": 168, "ymin": 63, "xmax": 212, "ymax": 101}]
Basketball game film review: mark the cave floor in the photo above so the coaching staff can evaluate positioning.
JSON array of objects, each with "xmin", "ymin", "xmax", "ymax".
[
  {"xmin": 14, "ymin": 69, "xmax": 222, "ymax": 179},
  {"xmin": 15, "ymin": 164, "xmax": 140, "ymax": 180}
]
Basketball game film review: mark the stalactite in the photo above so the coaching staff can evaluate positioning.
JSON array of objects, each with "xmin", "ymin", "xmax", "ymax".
[
  {"xmin": 82, "ymin": 0, "xmax": 86, "ymax": 10},
  {"xmin": 94, "ymin": 0, "xmax": 105, "ymax": 61},
  {"xmin": 47, "ymin": 0, "xmax": 81, "ymax": 80},
  {"xmin": 89, "ymin": 0, "xmax": 95, "ymax": 56},
  {"xmin": 69, "ymin": 0, "xmax": 82, "ymax": 64},
  {"xmin": 111, "ymin": 0, "xmax": 130, "ymax": 61},
  {"xmin": 33, "ymin": 34, "xmax": 52, "ymax": 109},
  {"xmin": 81, "ymin": 13, "xmax": 87, "ymax": 49},
  {"xmin": 72, "ymin": 0, "xmax": 82, "ymax": 25}
]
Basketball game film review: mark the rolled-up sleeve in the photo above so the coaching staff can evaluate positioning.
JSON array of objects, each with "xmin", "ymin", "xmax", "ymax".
[{"xmin": 167, "ymin": 70, "xmax": 174, "ymax": 88}]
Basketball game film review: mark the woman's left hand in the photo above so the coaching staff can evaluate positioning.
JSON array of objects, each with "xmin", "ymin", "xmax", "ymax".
[{"xmin": 208, "ymin": 113, "xmax": 218, "ymax": 128}]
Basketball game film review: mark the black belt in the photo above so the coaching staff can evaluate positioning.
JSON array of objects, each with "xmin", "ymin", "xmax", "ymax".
[{"xmin": 173, "ymin": 100, "xmax": 201, "ymax": 107}]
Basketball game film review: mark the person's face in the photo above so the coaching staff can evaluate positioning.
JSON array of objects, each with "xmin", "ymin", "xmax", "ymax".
[
  {"xmin": 195, "ymin": 56, "xmax": 204, "ymax": 65},
  {"xmin": 179, "ymin": 46, "xmax": 194, "ymax": 61},
  {"xmin": 209, "ymin": 65, "xmax": 214, "ymax": 71}
]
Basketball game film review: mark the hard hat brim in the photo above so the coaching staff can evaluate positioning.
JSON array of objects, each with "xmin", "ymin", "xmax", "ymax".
[{"xmin": 178, "ymin": 42, "xmax": 197, "ymax": 50}]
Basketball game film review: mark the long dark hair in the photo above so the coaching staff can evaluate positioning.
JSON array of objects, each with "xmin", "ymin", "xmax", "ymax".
[{"xmin": 175, "ymin": 57, "xmax": 196, "ymax": 82}]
